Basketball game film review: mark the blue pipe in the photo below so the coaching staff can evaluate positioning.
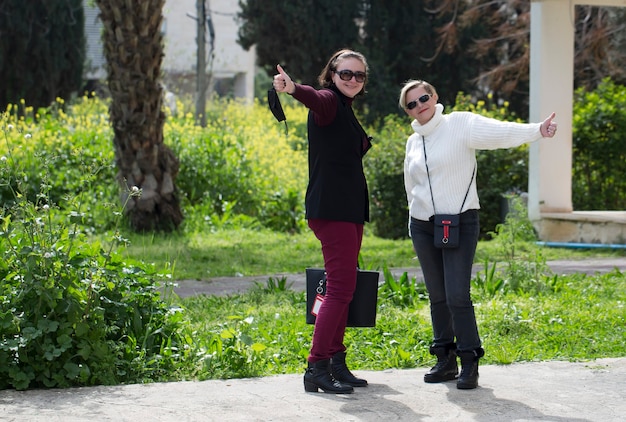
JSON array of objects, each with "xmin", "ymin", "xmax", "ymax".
[{"xmin": 536, "ymin": 241, "xmax": 626, "ymax": 250}]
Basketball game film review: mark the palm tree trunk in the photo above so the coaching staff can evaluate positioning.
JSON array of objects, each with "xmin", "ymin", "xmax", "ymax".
[{"xmin": 96, "ymin": 0, "xmax": 183, "ymax": 231}]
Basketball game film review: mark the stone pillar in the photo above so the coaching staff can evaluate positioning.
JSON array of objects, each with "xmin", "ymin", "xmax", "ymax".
[{"xmin": 528, "ymin": 0, "xmax": 574, "ymax": 221}]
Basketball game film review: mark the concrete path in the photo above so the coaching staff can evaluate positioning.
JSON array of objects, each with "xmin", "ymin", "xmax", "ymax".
[
  {"xmin": 2, "ymin": 358, "xmax": 625, "ymax": 421},
  {"xmin": 171, "ymin": 257, "xmax": 626, "ymax": 298},
  {"xmin": 2, "ymin": 257, "xmax": 625, "ymax": 421}
]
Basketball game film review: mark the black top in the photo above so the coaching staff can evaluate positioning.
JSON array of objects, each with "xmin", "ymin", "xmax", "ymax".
[{"xmin": 305, "ymin": 86, "xmax": 372, "ymax": 224}]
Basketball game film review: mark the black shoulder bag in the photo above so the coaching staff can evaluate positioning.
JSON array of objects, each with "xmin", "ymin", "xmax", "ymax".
[
  {"xmin": 305, "ymin": 268, "xmax": 379, "ymax": 327},
  {"xmin": 423, "ymin": 136, "xmax": 475, "ymax": 248}
]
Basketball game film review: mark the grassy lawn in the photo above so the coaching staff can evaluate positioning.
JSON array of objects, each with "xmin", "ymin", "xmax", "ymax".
[
  {"xmin": 120, "ymin": 226, "xmax": 626, "ymax": 280},
  {"xmin": 116, "ymin": 227, "xmax": 625, "ymax": 380}
]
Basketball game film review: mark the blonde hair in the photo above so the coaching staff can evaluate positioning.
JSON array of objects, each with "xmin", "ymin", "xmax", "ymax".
[{"xmin": 398, "ymin": 79, "xmax": 437, "ymax": 109}]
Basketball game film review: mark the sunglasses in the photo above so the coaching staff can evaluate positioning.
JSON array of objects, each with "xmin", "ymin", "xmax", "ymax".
[
  {"xmin": 335, "ymin": 69, "xmax": 367, "ymax": 83},
  {"xmin": 406, "ymin": 94, "xmax": 432, "ymax": 110}
]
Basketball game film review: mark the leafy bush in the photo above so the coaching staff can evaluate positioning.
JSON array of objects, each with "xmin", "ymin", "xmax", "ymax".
[
  {"xmin": 573, "ymin": 78, "xmax": 626, "ymax": 210},
  {"xmin": 1, "ymin": 95, "xmax": 310, "ymax": 235},
  {"xmin": 1, "ymin": 99, "xmax": 119, "ymax": 232},
  {"xmin": 1, "ymin": 120, "xmax": 193, "ymax": 390},
  {"xmin": 166, "ymin": 97, "xmax": 308, "ymax": 233},
  {"xmin": 365, "ymin": 113, "xmax": 410, "ymax": 239}
]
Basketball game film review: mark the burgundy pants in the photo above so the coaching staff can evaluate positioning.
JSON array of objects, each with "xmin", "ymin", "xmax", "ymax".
[{"xmin": 307, "ymin": 219, "xmax": 364, "ymax": 362}]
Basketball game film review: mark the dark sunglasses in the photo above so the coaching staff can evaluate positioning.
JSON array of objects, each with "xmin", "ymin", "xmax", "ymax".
[
  {"xmin": 335, "ymin": 69, "xmax": 367, "ymax": 83},
  {"xmin": 406, "ymin": 94, "xmax": 432, "ymax": 110}
]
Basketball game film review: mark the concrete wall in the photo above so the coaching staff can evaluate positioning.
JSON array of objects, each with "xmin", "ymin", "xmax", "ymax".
[
  {"xmin": 83, "ymin": 0, "xmax": 256, "ymax": 101},
  {"xmin": 538, "ymin": 212, "xmax": 626, "ymax": 244},
  {"xmin": 161, "ymin": 0, "xmax": 255, "ymax": 101}
]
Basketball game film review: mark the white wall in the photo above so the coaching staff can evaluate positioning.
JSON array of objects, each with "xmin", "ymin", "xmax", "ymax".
[{"xmin": 83, "ymin": 0, "xmax": 256, "ymax": 101}]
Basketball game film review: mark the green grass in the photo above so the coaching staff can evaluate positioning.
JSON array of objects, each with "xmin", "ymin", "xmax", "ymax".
[
  {"xmin": 119, "ymin": 228, "xmax": 419, "ymax": 280},
  {"xmin": 119, "ymin": 226, "xmax": 625, "ymax": 280},
  {"xmin": 125, "ymin": 225, "xmax": 625, "ymax": 381},
  {"xmin": 172, "ymin": 266, "xmax": 625, "ymax": 380}
]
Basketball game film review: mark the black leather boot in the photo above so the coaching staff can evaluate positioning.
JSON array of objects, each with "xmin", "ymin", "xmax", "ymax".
[
  {"xmin": 457, "ymin": 348, "xmax": 484, "ymax": 389},
  {"xmin": 424, "ymin": 343, "xmax": 458, "ymax": 383},
  {"xmin": 331, "ymin": 351, "xmax": 368, "ymax": 387},
  {"xmin": 304, "ymin": 359, "xmax": 354, "ymax": 394}
]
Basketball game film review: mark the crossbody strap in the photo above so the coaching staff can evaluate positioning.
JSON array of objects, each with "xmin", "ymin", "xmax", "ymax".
[{"xmin": 422, "ymin": 135, "xmax": 475, "ymax": 215}]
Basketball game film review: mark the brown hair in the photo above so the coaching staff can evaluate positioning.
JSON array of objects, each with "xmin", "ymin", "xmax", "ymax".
[
  {"xmin": 317, "ymin": 49, "xmax": 369, "ymax": 96},
  {"xmin": 398, "ymin": 79, "xmax": 438, "ymax": 109}
]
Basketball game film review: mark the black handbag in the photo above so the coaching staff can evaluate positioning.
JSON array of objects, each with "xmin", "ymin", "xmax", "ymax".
[
  {"xmin": 305, "ymin": 268, "xmax": 379, "ymax": 327},
  {"xmin": 433, "ymin": 214, "xmax": 460, "ymax": 248}
]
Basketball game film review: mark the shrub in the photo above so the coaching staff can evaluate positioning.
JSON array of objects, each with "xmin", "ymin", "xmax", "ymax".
[
  {"xmin": 573, "ymin": 78, "xmax": 626, "ymax": 210},
  {"xmin": 166, "ymin": 97, "xmax": 308, "ymax": 233},
  {"xmin": 365, "ymin": 113, "xmax": 409, "ymax": 239},
  {"xmin": 1, "ymin": 95, "xmax": 310, "ymax": 235},
  {"xmin": 1, "ymin": 120, "xmax": 192, "ymax": 390},
  {"xmin": 1, "ymin": 98, "xmax": 119, "ymax": 232}
]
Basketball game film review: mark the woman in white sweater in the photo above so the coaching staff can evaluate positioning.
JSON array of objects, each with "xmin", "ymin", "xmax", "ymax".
[{"xmin": 399, "ymin": 79, "xmax": 557, "ymax": 389}]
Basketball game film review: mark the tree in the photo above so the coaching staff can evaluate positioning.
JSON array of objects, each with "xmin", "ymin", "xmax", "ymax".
[
  {"xmin": 96, "ymin": 0, "xmax": 183, "ymax": 231},
  {"xmin": 358, "ymin": 0, "xmax": 435, "ymax": 119},
  {"xmin": 574, "ymin": 6, "xmax": 626, "ymax": 91},
  {"xmin": 428, "ymin": 1, "xmax": 626, "ymax": 118},
  {"xmin": 0, "ymin": 0, "xmax": 85, "ymax": 111},
  {"xmin": 237, "ymin": 0, "xmax": 362, "ymax": 88},
  {"xmin": 359, "ymin": 0, "xmax": 489, "ymax": 120},
  {"xmin": 237, "ymin": 1, "xmax": 626, "ymax": 121},
  {"xmin": 193, "ymin": 0, "xmax": 216, "ymax": 127},
  {"xmin": 572, "ymin": 78, "xmax": 626, "ymax": 211},
  {"xmin": 237, "ymin": 0, "xmax": 505, "ymax": 121}
]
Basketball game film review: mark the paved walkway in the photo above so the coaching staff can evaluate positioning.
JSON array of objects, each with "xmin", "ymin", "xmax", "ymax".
[
  {"xmin": 171, "ymin": 257, "xmax": 626, "ymax": 298},
  {"xmin": 2, "ymin": 257, "xmax": 625, "ymax": 421},
  {"xmin": 2, "ymin": 358, "xmax": 625, "ymax": 421}
]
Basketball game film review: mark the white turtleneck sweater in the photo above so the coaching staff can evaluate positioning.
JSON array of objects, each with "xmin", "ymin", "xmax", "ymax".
[{"xmin": 404, "ymin": 103, "xmax": 543, "ymax": 221}]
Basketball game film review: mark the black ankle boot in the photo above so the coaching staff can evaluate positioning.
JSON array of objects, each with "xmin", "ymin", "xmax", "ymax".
[
  {"xmin": 457, "ymin": 348, "xmax": 484, "ymax": 390},
  {"xmin": 424, "ymin": 343, "xmax": 458, "ymax": 383},
  {"xmin": 304, "ymin": 359, "xmax": 354, "ymax": 394},
  {"xmin": 331, "ymin": 352, "xmax": 368, "ymax": 387}
]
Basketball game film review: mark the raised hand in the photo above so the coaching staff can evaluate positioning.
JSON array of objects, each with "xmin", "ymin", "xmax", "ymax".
[
  {"xmin": 273, "ymin": 64, "xmax": 295, "ymax": 94},
  {"xmin": 540, "ymin": 112, "xmax": 557, "ymax": 138}
]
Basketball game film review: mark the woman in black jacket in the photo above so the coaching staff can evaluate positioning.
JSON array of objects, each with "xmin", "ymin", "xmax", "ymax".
[{"xmin": 273, "ymin": 49, "xmax": 372, "ymax": 394}]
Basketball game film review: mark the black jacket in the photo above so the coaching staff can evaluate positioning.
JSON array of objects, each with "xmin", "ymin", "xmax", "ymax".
[{"xmin": 305, "ymin": 87, "xmax": 372, "ymax": 224}]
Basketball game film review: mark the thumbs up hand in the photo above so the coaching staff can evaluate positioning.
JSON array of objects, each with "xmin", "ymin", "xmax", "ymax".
[
  {"xmin": 540, "ymin": 112, "xmax": 557, "ymax": 138},
  {"xmin": 273, "ymin": 64, "xmax": 295, "ymax": 94}
]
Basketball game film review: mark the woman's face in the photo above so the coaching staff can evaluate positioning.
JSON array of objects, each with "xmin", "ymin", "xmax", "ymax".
[
  {"xmin": 332, "ymin": 57, "xmax": 366, "ymax": 98},
  {"xmin": 404, "ymin": 86, "xmax": 437, "ymax": 125}
]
